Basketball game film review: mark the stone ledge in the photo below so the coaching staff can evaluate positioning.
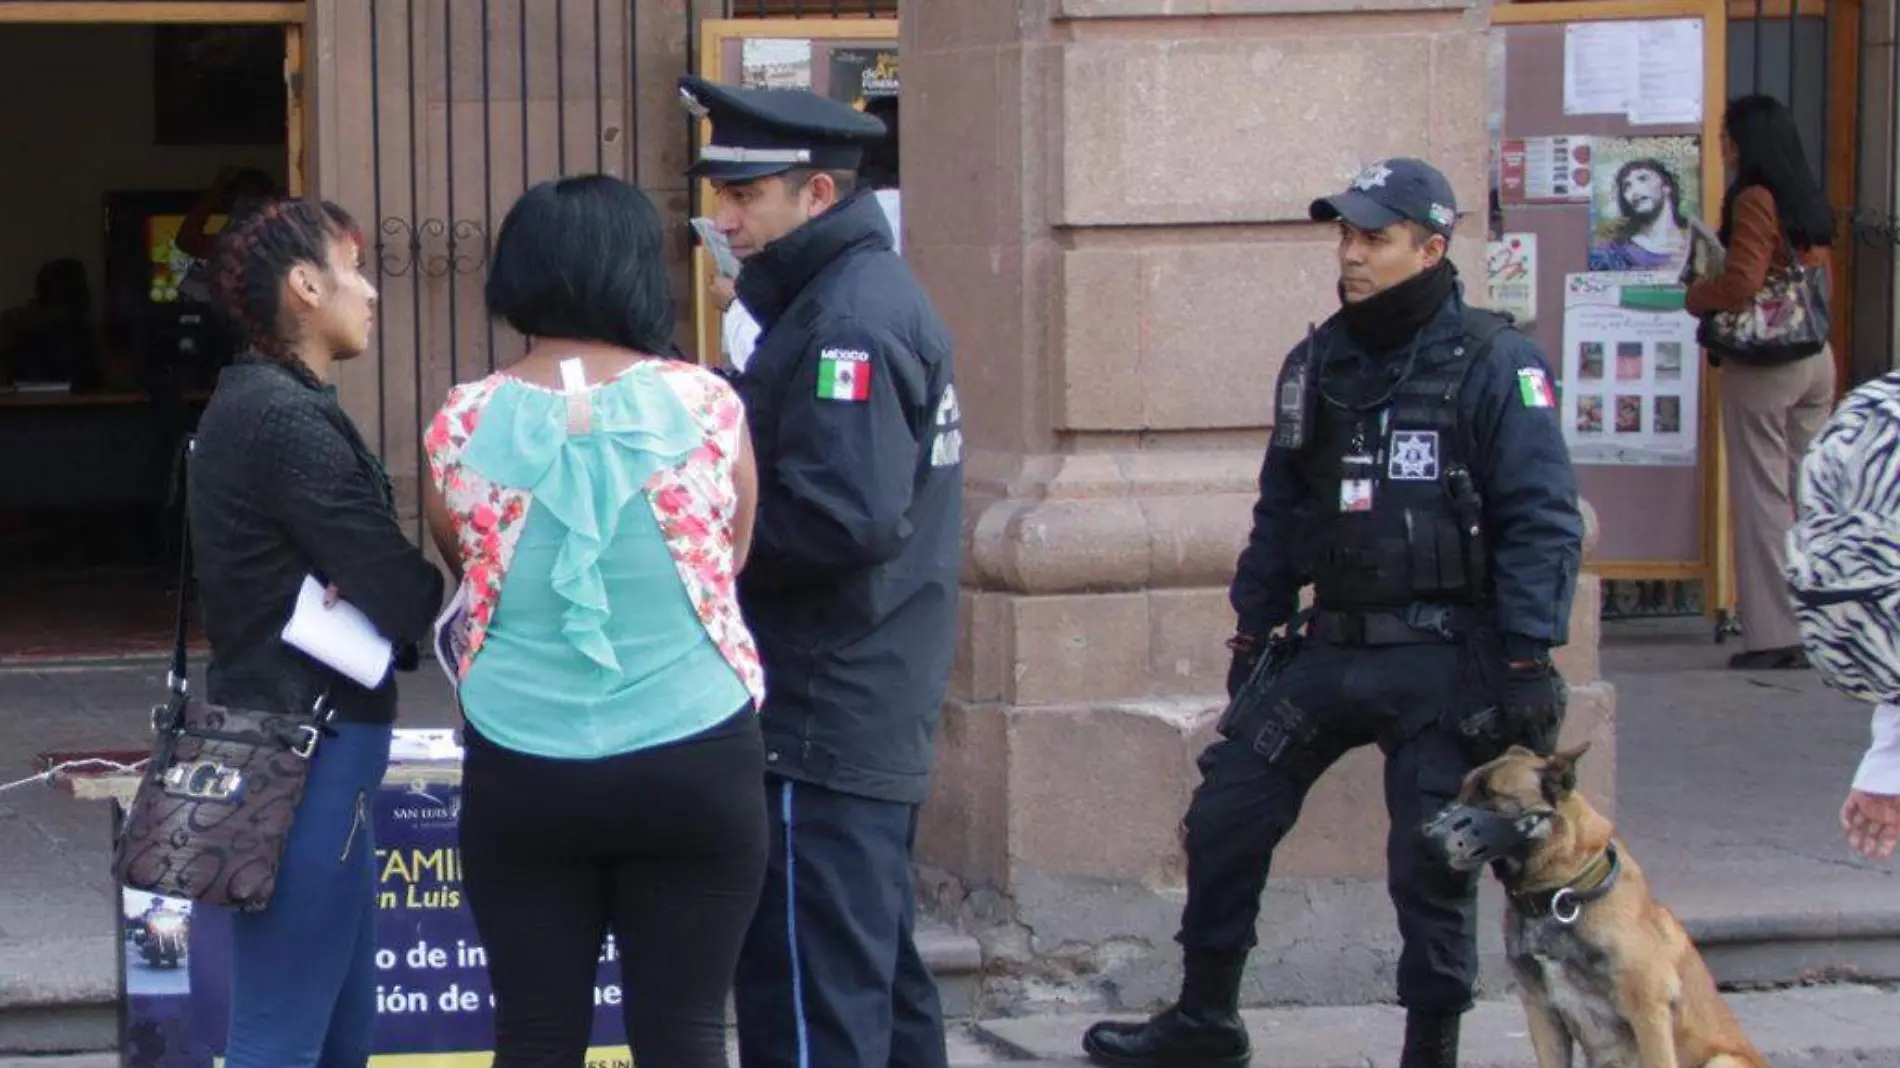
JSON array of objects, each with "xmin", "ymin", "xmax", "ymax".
[{"xmin": 961, "ymin": 453, "xmax": 1602, "ymax": 597}]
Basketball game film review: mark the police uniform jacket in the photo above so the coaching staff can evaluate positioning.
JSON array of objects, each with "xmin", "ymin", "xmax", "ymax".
[
  {"xmin": 733, "ymin": 187, "xmax": 962, "ymax": 805},
  {"xmin": 1230, "ymin": 285, "xmax": 1584, "ymax": 661}
]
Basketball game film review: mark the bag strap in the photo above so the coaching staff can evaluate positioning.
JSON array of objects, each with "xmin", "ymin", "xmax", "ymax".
[
  {"xmin": 165, "ymin": 436, "xmax": 195, "ymax": 697},
  {"xmin": 162, "ymin": 433, "xmax": 337, "ymax": 746}
]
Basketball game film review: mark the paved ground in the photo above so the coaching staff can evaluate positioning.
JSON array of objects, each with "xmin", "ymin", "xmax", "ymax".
[{"xmin": 2, "ymin": 614, "xmax": 1898, "ymax": 1063}]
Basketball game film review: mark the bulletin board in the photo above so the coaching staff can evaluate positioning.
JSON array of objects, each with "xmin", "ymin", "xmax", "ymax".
[
  {"xmin": 689, "ymin": 18, "xmax": 900, "ymax": 367},
  {"xmin": 1488, "ymin": 0, "xmax": 1734, "ymax": 622}
]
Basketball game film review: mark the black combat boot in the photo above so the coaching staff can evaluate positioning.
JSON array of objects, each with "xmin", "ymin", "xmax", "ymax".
[
  {"xmin": 1398, "ymin": 1009, "xmax": 1461, "ymax": 1068},
  {"xmin": 1081, "ymin": 949, "xmax": 1251, "ymax": 1067}
]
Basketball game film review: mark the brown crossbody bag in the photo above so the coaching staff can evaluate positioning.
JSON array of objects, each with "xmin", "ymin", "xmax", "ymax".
[{"xmin": 111, "ymin": 436, "xmax": 335, "ymax": 913}]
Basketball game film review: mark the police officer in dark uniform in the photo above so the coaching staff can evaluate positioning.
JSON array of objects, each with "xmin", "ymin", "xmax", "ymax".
[
  {"xmin": 677, "ymin": 75, "xmax": 963, "ymax": 1068},
  {"xmin": 1081, "ymin": 158, "xmax": 1584, "ymax": 1068}
]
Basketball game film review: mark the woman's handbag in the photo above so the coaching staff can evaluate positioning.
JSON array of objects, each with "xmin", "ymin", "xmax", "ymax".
[
  {"xmin": 110, "ymin": 439, "xmax": 335, "ymax": 913},
  {"xmin": 1703, "ymin": 222, "xmax": 1832, "ymax": 366}
]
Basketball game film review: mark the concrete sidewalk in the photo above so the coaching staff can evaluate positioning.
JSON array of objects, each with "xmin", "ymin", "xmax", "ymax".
[
  {"xmin": 2, "ymin": 614, "xmax": 1898, "ymax": 1062},
  {"xmin": 980, "ymin": 984, "xmax": 1900, "ymax": 1067}
]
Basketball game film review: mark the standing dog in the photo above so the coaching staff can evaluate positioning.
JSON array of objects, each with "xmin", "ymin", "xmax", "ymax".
[{"xmin": 1421, "ymin": 744, "xmax": 1767, "ymax": 1068}]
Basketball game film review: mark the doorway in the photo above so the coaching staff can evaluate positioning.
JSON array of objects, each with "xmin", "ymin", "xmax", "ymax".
[{"xmin": 0, "ymin": 2, "xmax": 306, "ymax": 663}]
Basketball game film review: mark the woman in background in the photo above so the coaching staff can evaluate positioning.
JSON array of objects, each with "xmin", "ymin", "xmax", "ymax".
[
  {"xmin": 423, "ymin": 174, "xmax": 767, "ymax": 1068},
  {"xmin": 1685, "ymin": 94, "xmax": 1838, "ymax": 670}
]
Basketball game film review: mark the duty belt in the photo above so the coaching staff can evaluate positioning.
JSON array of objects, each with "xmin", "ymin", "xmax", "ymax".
[{"xmin": 1307, "ymin": 605, "xmax": 1473, "ymax": 646}]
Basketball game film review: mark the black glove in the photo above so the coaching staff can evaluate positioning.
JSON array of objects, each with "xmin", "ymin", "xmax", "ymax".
[{"xmin": 1499, "ymin": 660, "xmax": 1568, "ymax": 753}]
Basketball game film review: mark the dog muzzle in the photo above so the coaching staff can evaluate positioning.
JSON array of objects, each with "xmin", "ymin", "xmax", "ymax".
[{"xmin": 1421, "ymin": 804, "xmax": 1550, "ymax": 871}]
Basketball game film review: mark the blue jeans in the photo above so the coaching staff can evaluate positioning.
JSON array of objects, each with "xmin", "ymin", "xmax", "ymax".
[{"xmin": 224, "ymin": 721, "xmax": 391, "ymax": 1068}]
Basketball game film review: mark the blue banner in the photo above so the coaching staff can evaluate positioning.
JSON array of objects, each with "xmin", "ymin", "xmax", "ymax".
[{"xmin": 121, "ymin": 762, "xmax": 635, "ymax": 1067}]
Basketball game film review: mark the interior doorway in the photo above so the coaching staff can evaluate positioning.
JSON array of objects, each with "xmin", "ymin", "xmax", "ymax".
[{"xmin": 0, "ymin": 2, "xmax": 305, "ymax": 663}]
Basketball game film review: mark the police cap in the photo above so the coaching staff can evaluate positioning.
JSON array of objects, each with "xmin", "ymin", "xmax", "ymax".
[
  {"xmin": 1309, "ymin": 158, "xmax": 1459, "ymax": 240},
  {"xmin": 679, "ymin": 74, "xmax": 888, "ymax": 183}
]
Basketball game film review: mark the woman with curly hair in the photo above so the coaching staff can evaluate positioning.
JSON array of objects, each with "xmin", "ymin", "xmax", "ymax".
[{"xmin": 186, "ymin": 197, "xmax": 445, "ymax": 1067}]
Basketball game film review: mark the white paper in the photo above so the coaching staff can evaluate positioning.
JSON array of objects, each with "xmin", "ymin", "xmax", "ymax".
[
  {"xmin": 432, "ymin": 578, "xmax": 472, "ymax": 691},
  {"xmin": 1560, "ymin": 271, "xmax": 1701, "ymax": 467},
  {"xmin": 281, "ymin": 576, "xmax": 394, "ymax": 689},
  {"xmin": 390, "ymin": 728, "xmax": 463, "ymax": 764},
  {"xmin": 741, "ymin": 38, "xmax": 812, "ymax": 90},
  {"xmin": 1630, "ymin": 19, "xmax": 1704, "ymax": 126},
  {"xmin": 1564, "ymin": 23, "xmax": 1637, "ymax": 116},
  {"xmin": 692, "ymin": 217, "xmax": 742, "ymax": 279},
  {"xmin": 1486, "ymin": 233, "xmax": 1538, "ymax": 323}
]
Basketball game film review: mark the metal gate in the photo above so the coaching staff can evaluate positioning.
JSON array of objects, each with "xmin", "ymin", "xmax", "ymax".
[{"xmin": 351, "ymin": 0, "xmax": 895, "ymax": 534}]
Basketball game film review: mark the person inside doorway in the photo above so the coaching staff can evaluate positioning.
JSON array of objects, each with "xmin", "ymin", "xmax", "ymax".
[
  {"xmin": 1684, "ymin": 93, "xmax": 1837, "ymax": 671},
  {"xmin": 0, "ymin": 258, "xmax": 98, "ymax": 388}
]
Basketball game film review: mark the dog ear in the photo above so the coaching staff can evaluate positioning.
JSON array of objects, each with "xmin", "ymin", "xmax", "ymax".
[{"xmin": 1539, "ymin": 743, "xmax": 1590, "ymax": 802}]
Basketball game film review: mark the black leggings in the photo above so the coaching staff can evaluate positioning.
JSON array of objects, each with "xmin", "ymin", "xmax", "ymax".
[{"xmin": 459, "ymin": 705, "xmax": 768, "ymax": 1068}]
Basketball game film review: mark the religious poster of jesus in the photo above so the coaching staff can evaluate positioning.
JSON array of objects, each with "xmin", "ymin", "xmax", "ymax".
[{"xmin": 1586, "ymin": 135, "xmax": 1702, "ymax": 275}]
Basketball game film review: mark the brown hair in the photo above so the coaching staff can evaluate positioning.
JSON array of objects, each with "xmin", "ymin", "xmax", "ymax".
[{"xmin": 210, "ymin": 197, "xmax": 365, "ymax": 365}]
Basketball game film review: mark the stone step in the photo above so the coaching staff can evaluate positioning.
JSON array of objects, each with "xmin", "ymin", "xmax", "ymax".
[
  {"xmin": 0, "ymin": 926, "xmax": 985, "ymax": 1056},
  {"xmin": 976, "ymin": 983, "xmax": 1900, "ymax": 1067},
  {"xmin": 1662, "ymin": 878, "xmax": 1900, "ymax": 990}
]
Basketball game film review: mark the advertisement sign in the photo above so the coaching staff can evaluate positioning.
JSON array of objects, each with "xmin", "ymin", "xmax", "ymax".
[{"xmin": 121, "ymin": 762, "xmax": 634, "ymax": 1068}]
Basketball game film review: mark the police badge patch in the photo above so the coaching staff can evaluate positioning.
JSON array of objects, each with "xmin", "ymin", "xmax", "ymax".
[{"xmin": 1387, "ymin": 430, "xmax": 1440, "ymax": 481}]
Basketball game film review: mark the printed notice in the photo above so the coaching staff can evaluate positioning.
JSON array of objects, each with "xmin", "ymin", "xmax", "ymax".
[
  {"xmin": 1499, "ymin": 136, "xmax": 1594, "ymax": 205},
  {"xmin": 1486, "ymin": 234, "xmax": 1538, "ymax": 323},
  {"xmin": 741, "ymin": 38, "xmax": 812, "ymax": 90},
  {"xmin": 1630, "ymin": 19, "xmax": 1704, "ymax": 126},
  {"xmin": 1561, "ymin": 271, "xmax": 1700, "ymax": 467},
  {"xmin": 1564, "ymin": 22, "xmax": 1637, "ymax": 116}
]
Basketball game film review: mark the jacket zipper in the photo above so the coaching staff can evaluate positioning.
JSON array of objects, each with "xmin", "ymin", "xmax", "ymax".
[{"xmin": 339, "ymin": 790, "xmax": 368, "ymax": 863}]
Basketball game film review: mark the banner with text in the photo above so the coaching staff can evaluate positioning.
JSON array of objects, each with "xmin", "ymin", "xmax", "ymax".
[{"xmin": 120, "ymin": 764, "xmax": 635, "ymax": 1068}]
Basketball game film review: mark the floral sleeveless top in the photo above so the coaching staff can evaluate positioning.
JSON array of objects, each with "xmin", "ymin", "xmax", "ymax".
[{"xmin": 422, "ymin": 359, "xmax": 765, "ymax": 708}]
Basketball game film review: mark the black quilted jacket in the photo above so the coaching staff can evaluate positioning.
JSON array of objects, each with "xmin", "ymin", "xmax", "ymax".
[{"xmin": 186, "ymin": 356, "xmax": 445, "ymax": 724}]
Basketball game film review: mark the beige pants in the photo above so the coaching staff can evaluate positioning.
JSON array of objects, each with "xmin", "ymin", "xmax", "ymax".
[{"xmin": 1720, "ymin": 346, "xmax": 1836, "ymax": 651}]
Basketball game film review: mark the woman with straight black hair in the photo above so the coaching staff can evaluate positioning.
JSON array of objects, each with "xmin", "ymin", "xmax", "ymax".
[
  {"xmin": 422, "ymin": 174, "xmax": 768, "ymax": 1067},
  {"xmin": 1687, "ymin": 93, "xmax": 1839, "ymax": 670}
]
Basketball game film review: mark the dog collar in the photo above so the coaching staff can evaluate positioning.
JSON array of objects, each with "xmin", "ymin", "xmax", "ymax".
[{"xmin": 1510, "ymin": 843, "xmax": 1622, "ymax": 925}]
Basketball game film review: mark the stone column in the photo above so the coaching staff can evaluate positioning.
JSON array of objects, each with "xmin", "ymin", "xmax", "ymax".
[{"xmin": 902, "ymin": 0, "xmax": 1616, "ymax": 1014}]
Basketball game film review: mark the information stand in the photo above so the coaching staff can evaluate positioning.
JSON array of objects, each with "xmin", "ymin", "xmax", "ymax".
[
  {"xmin": 110, "ymin": 737, "xmax": 634, "ymax": 1068},
  {"xmin": 1488, "ymin": 0, "xmax": 1735, "ymax": 629},
  {"xmin": 687, "ymin": 17, "xmax": 900, "ymax": 366}
]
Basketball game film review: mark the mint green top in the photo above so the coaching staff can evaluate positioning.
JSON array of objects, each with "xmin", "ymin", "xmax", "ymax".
[{"xmin": 455, "ymin": 372, "xmax": 749, "ymax": 760}]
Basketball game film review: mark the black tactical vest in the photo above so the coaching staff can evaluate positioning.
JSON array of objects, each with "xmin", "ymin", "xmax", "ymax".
[{"xmin": 1276, "ymin": 309, "xmax": 1510, "ymax": 612}]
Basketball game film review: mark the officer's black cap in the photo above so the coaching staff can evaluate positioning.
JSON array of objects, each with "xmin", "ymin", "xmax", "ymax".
[
  {"xmin": 678, "ymin": 74, "xmax": 889, "ymax": 183},
  {"xmin": 1309, "ymin": 158, "xmax": 1460, "ymax": 240}
]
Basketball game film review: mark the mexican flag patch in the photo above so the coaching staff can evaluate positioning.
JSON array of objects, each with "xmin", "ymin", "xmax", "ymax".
[
  {"xmin": 1517, "ymin": 367, "xmax": 1556, "ymax": 409},
  {"xmin": 817, "ymin": 347, "xmax": 873, "ymax": 402}
]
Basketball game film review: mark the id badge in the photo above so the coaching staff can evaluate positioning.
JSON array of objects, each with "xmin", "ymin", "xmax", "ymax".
[{"xmin": 1340, "ymin": 479, "xmax": 1374, "ymax": 512}]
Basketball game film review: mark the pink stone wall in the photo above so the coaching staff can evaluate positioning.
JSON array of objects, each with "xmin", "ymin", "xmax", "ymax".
[{"xmin": 906, "ymin": 0, "xmax": 1617, "ymax": 1010}]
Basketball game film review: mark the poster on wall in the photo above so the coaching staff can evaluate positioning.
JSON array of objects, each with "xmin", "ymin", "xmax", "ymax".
[
  {"xmin": 1559, "ymin": 18, "xmax": 1705, "ymax": 125},
  {"xmin": 1587, "ymin": 135, "xmax": 1702, "ymax": 275},
  {"xmin": 741, "ymin": 38, "xmax": 813, "ymax": 89},
  {"xmin": 1560, "ymin": 271, "xmax": 1700, "ymax": 468},
  {"xmin": 828, "ymin": 48, "xmax": 899, "ymax": 109},
  {"xmin": 1499, "ymin": 136, "xmax": 1593, "ymax": 205},
  {"xmin": 122, "ymin": 757, "xmax": 633, "ymax": 1067},
  {"xmin": 1486, "ymin": 233, "xmax": 1539, "ymax": 323}
]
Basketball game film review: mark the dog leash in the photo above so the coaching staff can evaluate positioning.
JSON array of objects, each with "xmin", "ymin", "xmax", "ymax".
[{"xmin": 1510, "ymin": 843, "xmax": 1622, "ymax": 925}]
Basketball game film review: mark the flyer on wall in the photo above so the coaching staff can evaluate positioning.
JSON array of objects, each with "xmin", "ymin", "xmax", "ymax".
[
  {"xmin": 1559, "ymin": 271, "xmax": 1699, "ymax": 468},
  {"xmin": 1587, "ymin": 135, "xmax": 1702, "ymax": 274},
  {"xmin": 1486, "ymin": 233, "xmax": 1538, "ymax": 323}
]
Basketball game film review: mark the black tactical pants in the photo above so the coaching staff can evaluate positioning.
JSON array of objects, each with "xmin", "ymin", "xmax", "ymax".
[{"xmin": 1177, "ymin": 638, "xmax": 1485, "ymax": 1014}]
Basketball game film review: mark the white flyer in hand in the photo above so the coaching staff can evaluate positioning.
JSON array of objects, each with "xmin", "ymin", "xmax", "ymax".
[
  {"xmin": 691, "ymin": 217, "xmax": 743, "ymax": 279},
  {"xmin": 281, "ymin": 575, "xmax": 394, "ymax": 689}
]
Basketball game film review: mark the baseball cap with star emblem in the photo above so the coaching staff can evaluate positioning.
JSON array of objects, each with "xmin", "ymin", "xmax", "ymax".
[{"xmin": 1309, "ymin": 157, "xmax": 1460, "ymax": 240}]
